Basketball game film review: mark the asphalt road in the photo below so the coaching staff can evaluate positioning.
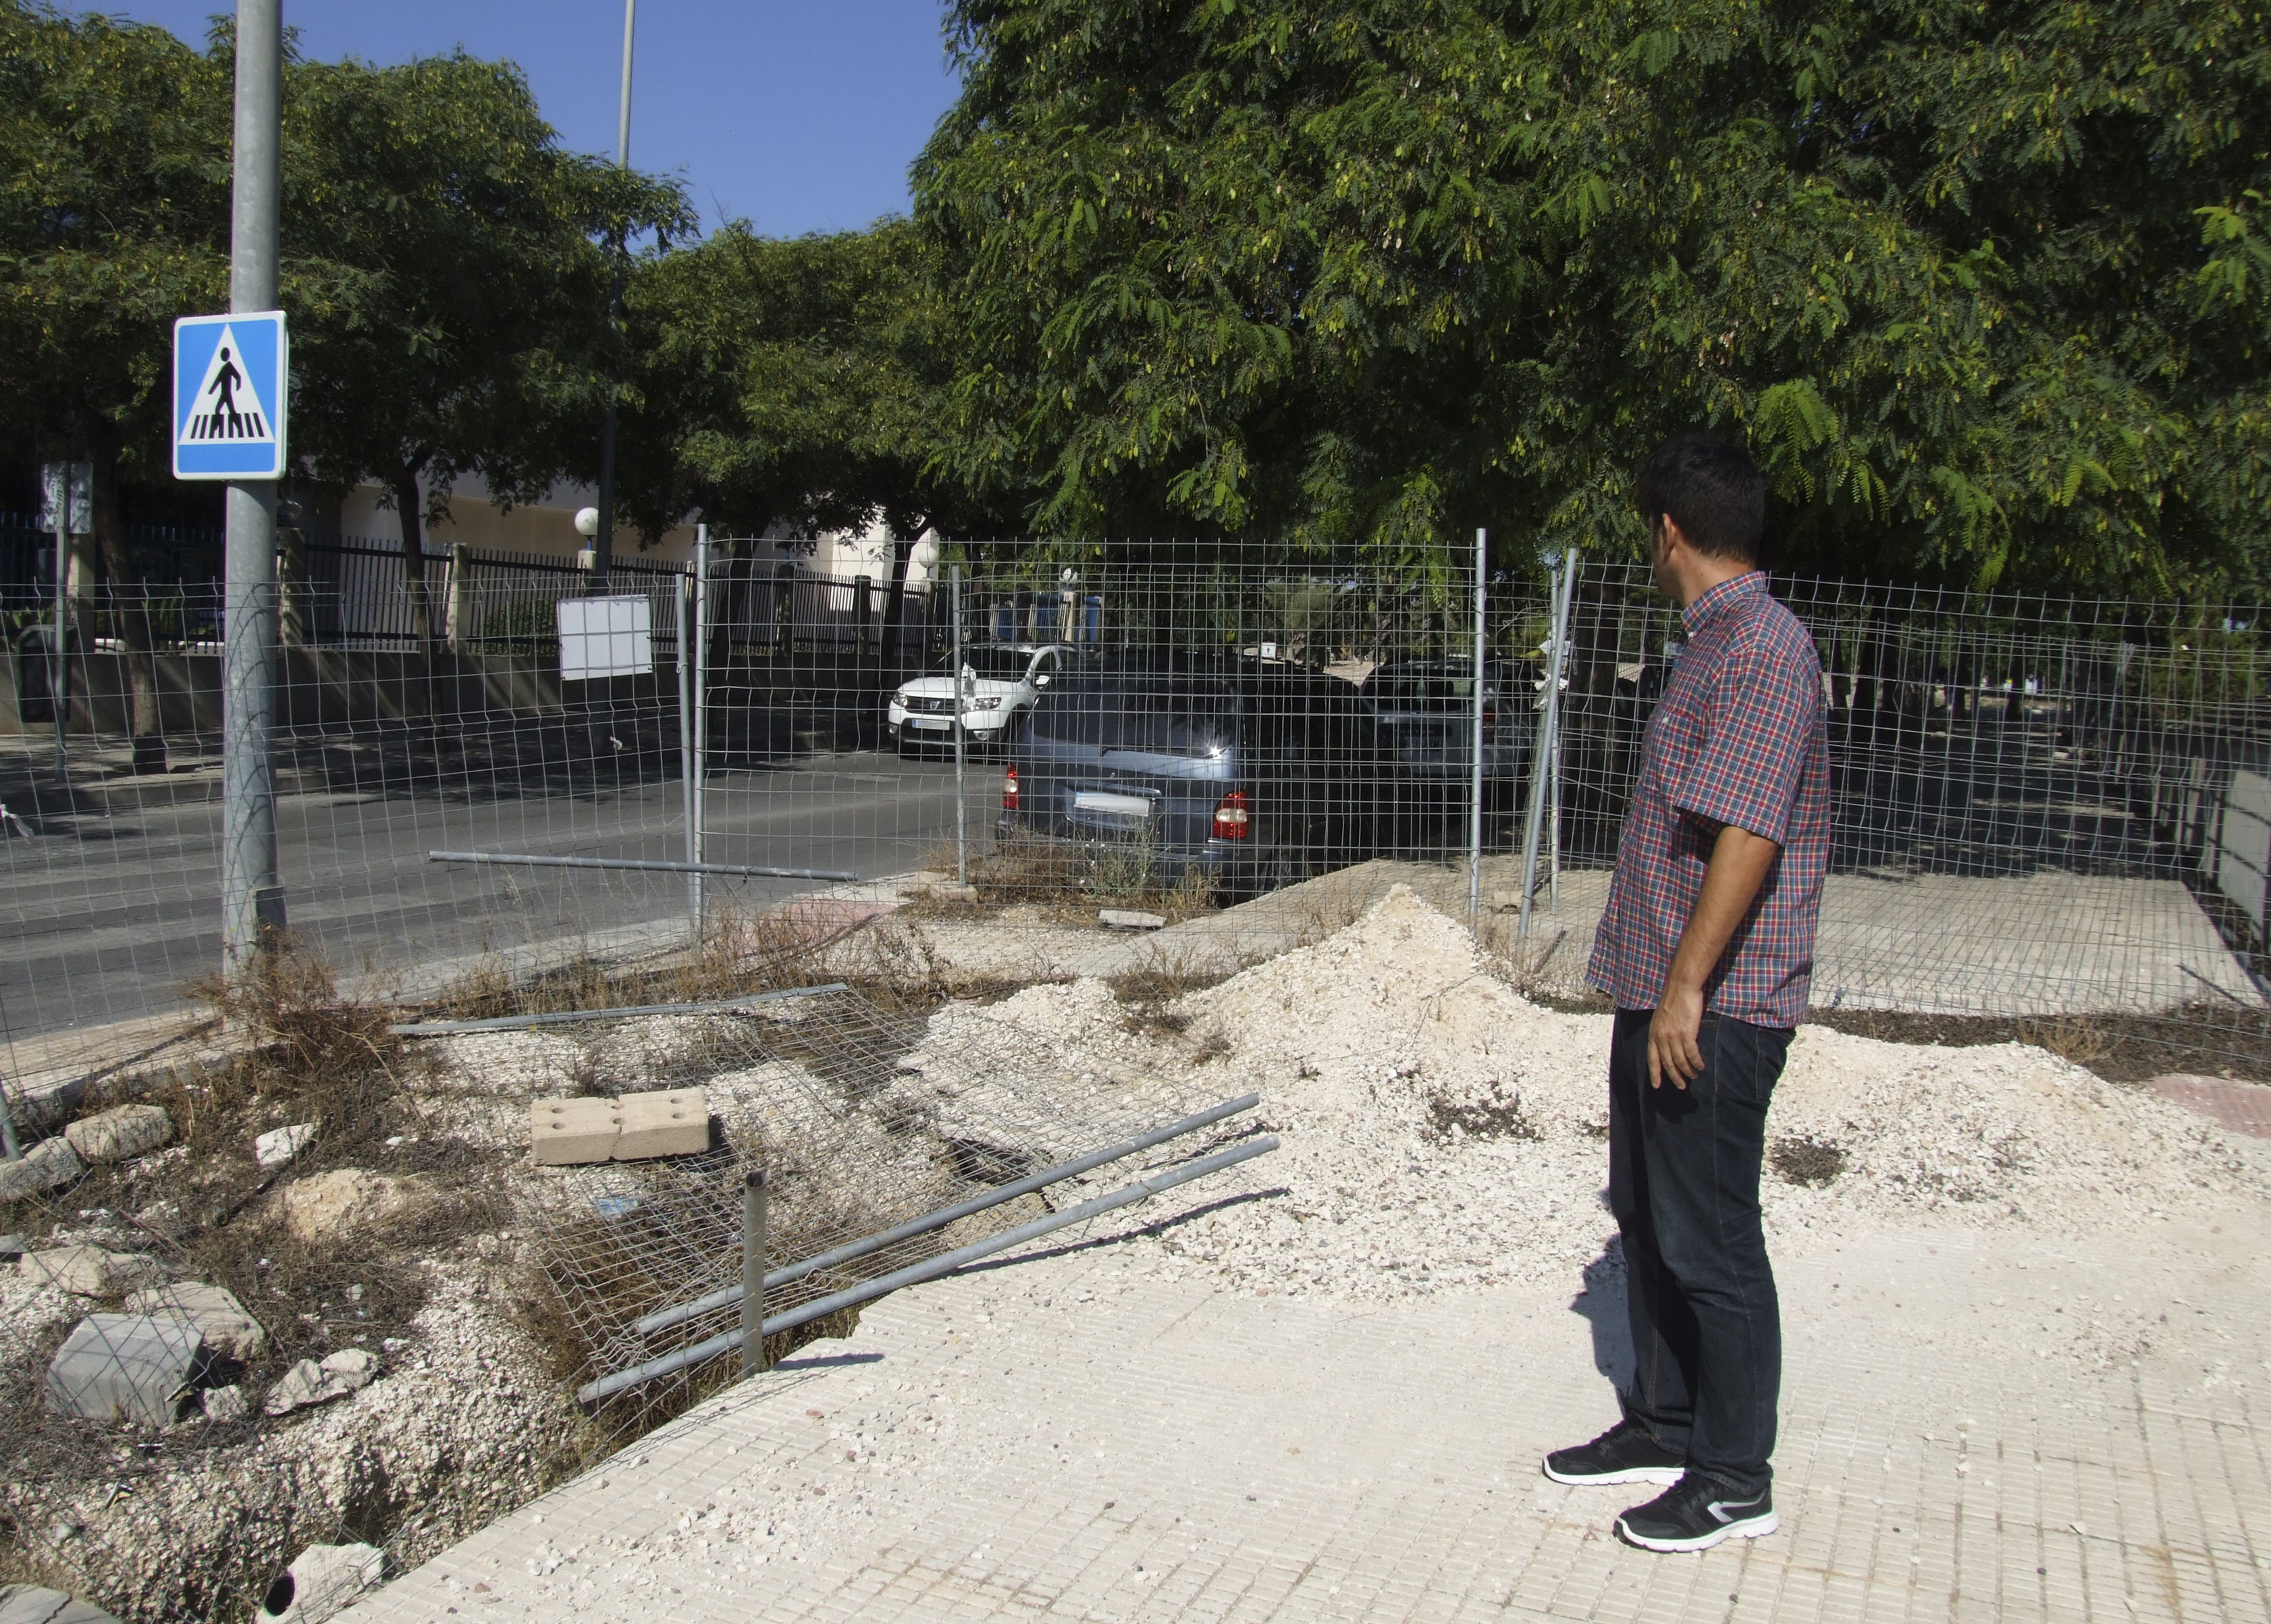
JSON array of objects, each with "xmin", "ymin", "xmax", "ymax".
[{"xmin": 0, "ymin": 748, "xmax": 1005, "ymax": 1046}]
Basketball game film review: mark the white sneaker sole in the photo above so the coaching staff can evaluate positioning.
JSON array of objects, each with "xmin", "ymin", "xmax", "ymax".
[
  {"xmin": 1614, "ymin": 1509, "xmax": 1780, "ymax": 1552},
  {"xmin": 1541, "ymin": 1461, "xmax": 1686, "ymax": 1487}
]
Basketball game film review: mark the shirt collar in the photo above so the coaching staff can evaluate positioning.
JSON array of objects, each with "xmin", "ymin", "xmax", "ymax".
[{"xmin": 1682, "ymin": 570, "xmax": 1769, "ymax": 635}]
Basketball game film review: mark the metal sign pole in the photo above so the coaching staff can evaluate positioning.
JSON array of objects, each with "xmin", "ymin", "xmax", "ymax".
[
  {"xmin": 49, "ymin": 469, "xmax": 68, "ymax": 777},
  {"xmin": 952, "ymin": 561, "xmax": 968, "ymax": 886},
  {"xmin": 1468, "ymin": 528, "xmax": 1487, "ymax": 929},
  {"xmin": 220, "ymin": 0, "xmax": 285, "ymax": 967}
]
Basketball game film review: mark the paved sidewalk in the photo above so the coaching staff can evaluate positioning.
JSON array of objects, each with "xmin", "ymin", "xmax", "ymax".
[{"xmin": 343, "ymin": 1199, "xmax": 2270, "ymax": 1624}]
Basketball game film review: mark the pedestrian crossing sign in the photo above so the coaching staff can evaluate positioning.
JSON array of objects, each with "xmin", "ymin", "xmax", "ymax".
[{"xmin": 172, "ymin": 310, "xmax": 288, "ymax": 479}]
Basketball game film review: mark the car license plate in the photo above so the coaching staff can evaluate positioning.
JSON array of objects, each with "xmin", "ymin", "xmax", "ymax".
[
  {"xmin": 911, "ymin": 717, "xmax": 949, "ymax": 730},
  {"xmin": 1073, "ymin": 791, "xmax": 1152, "ymax": 819}
]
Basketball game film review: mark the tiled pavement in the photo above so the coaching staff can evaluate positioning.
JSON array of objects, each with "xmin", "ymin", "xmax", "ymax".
[
  {"xmin": 341, "ymin": 1199, "xmax": 2270, "ymax": 1624},
  {"xmin": 2153, "ymin": 1075, "xmax": 2271, "ymax": 1141}
]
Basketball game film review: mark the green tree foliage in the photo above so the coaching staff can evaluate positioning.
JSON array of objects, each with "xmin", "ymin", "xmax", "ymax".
[
  {"xmin": 915, "ymin": 0, "xmax": 2271, "ymax": 592},
  {"xmin": 0, "ymin": 3, "xmax": 693, "ymax": 648},
  {"xmin": 620, "ymin": 218, "xmax": 1015, "ymax": 626},
  {"xmin": 282, "ymin": 53, "xmax": 691, "ymax": 641},
  {"xmin": 0, "ymin": 2, "xmax": 228, "ymax": 734}
]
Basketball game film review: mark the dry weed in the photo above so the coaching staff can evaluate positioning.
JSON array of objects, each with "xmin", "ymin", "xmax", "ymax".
[
  {"xmin": 2014, "ymin": 1014, "xmax": 2116, "ymax": 1067},
  {"xmin": 1770, "ymin": 1134, "xmax": 1848, "ymax": 1187}
]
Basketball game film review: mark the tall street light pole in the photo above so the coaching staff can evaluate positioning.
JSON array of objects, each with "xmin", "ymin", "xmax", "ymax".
[
  {"xmin": 222, "ymin": 0, "xmax": 285, "ymax": 966},
  {"xmin": 592, "ymin": 0, "xmax": 636, "ymax": 592}
]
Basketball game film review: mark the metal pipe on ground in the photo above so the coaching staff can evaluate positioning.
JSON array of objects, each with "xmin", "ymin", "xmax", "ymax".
[
  {"xmin": 633, "ymin": 1093, "xmax": 1262, "ymax": 1339},
  {"xmin": 390, "ymin": 983, "xmax": 851, "ymax": 1037},
  {"xmin": 427, "ymin": 850, "xmax": 859, "ymax": 882},
  {"xmin": 578, "ymin": 1134, "xmax": 1279, "ymax": 1405}
]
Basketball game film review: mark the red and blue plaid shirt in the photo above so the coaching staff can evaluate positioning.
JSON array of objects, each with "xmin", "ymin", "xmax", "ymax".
[{"xmin": 1586, "ymin": 571, "xmax": 1829, "ymax": 1026}]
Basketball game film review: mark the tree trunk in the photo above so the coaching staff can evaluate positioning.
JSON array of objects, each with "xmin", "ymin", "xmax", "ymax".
[
  {"xmin": 392, "ymin": 461, "xmax": 435, "ymax": 649},
  {"xmin": 392, "ymin": 460, "xmax": 437, "ymax": 732},
  {"xmin": 878, "ymin": 507, "xmax": 929, "ymax": 670},
  {"xmin": 81, "ymin": 414, "xmax": 165, "ymax": 767}
]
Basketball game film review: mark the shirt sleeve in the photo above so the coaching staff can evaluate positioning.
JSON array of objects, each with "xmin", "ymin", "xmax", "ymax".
[{"xmin": 1671, "ymin": 626, "xmax": 1819, "ymax": 846}]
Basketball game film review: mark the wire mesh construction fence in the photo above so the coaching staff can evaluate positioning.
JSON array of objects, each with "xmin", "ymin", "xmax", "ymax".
[
  {"xmin": 5, "ymin": 533, "xmax": 2271, "ymax": 1622},
  {"xmin": 1504, "ymin": 560, "xmax": 2271, "ymax": 1075}
]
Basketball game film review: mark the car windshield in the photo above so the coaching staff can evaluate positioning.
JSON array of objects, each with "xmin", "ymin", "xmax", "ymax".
[
  {"xmin": 930, "ymin": 646, "xmax": 1033, "ymax": 682},
  {"xmin": 1033, "ymin": 670, "xmax": 1235, "ymax": 754}
]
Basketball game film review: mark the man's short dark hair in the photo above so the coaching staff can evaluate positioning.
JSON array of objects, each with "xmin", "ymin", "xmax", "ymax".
[{"xmin": 1637, "ymin": 434, "xmax": 1766, "ymax": 563}]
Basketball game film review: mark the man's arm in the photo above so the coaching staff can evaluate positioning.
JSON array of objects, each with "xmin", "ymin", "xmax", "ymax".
[{"xmin": 1647, "ymin": 822, "xmax": 1780, "ymax": 1089}]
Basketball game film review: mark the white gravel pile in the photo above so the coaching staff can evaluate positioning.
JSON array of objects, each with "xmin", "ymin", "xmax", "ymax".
[{"xmin": 969, "ymin": 885, "xmax": 2268, "ymax": 1304}]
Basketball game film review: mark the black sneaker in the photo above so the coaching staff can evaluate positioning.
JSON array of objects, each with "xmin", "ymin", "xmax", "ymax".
[
  {"xmin": 1613, "ymin": 1471, "xmax": 1778, "ymax": 1552},
  {"xmin": 1541, "ymin": 1418, "xmax": 1686, "ymax": 1486}
]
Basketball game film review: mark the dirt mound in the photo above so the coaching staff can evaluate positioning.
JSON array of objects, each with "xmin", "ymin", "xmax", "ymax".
[{"xmin": 1053, "ymin": 884, "xmax": 2271, "ymax": 1303}]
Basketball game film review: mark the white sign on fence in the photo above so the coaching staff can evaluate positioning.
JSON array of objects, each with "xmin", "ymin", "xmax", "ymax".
[
  {"xmin": 558, "ymin": 595, "xmax": 653, "ymax": 681},
  {"xmin": 172, "ymin": 310, "xmax": 288, "ymax": 479}
]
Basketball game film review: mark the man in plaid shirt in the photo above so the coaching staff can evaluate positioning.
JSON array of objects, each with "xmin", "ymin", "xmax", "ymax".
[{"xmin": 1541, "ymin": 435, "xmax": 1829, "ymax": 1554}]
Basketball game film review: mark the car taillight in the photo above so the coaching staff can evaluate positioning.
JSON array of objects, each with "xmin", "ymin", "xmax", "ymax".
[
  {"xmin": 1002, "ymin": 765, "xmax": 1019, "ymax": 813},
  {"xmin": 1482, "ymin": 701, "xmax": 1499, "ymax": 745},
  {"xmin": 1211, "ymin": 790, "xmax": 1250, "ymax": 840}
]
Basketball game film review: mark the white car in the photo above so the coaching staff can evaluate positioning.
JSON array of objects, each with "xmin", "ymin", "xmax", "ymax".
[{"xmin": 888, "ymin": 643, "xmax": 1071, "ymax": 754}]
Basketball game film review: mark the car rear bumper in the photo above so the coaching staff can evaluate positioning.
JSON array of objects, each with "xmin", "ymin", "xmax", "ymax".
[{"xmin": 992, "ymin": 815, "xmax": 1268, "ymax": 885}]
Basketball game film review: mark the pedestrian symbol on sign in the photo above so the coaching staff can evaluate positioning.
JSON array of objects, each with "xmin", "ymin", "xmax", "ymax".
[
  {"xmin": 186, "ymin": 338, "xmax": 268, "ymax": 442},
  {"xmin": 173, "ymin": 310, "xmax": 288, "ymax": 480}
]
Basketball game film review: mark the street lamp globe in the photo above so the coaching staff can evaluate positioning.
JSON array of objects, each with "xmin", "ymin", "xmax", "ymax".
[{"xmin": 575, "ymin": 506, "xmax": 601, "ymax": 538}]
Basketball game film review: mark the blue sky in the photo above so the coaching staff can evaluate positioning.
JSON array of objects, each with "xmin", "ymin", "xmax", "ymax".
[{"xmin": 75, "ymin": 1, "xmax": 965, "ymax": 238}]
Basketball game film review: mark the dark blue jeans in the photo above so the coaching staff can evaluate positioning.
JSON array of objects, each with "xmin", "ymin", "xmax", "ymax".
[{"xmin": 1608, "ymin": 1006, "xmax": 1791, "ymax": 1493}]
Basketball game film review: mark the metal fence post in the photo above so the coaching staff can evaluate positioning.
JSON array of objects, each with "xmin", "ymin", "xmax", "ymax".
[
  {"xmin": 1548, "ymin": 553, "xmax": 1579, "ymax": 911},
  {"xmin": 1517, "ymin": 552, "xmax": 1577, "ymax": 944},
  {"xmin": 952, "ymin": 562, "xmax": 968, "ymax": 886},
  {"xmin": 740, "ymin": 1168, "xmax": 768, "ymax": 1378},
  {"xmin": 678, "ymin": 567, "xmax": 698, "ymax": 944},
  {"xmin": 221, "ymin": 0, "xmax": 284, "ymax": 968},
  {"xmin": 1469, "ymin": 527, "xmax": 1487, "ymax": 930},
  {"xmin": 691, "ymin": 524, "xmax": 709, "ymax": 935}
]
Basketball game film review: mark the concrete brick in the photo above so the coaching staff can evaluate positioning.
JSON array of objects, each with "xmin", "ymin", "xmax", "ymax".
[
  {"xmin": 530, "ymin": 1097, "xmax": 621, "ymax": 1166},
  {"xmin": 62, "ymin": 1103, "xmax": 171, "ymax": 1164},
  {"xmin": 613, "ymin": 1089, "xmax": 710, "ymax": 1160},
  {"xmin": 43, "ymin": 1314, "xmax": 207, "ymax": 1428}
]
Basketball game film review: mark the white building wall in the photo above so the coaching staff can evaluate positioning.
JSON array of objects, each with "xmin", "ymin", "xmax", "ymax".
[{"xmin": 338, "ymin": 477, "xmax": 938, "ymax": 585}]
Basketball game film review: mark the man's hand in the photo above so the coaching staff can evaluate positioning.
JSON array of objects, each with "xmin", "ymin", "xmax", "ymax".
[
  {"xmin": 1649, "ymin": 983, "xmax": 1707, "ymax": 1089},
  {"xmin": 1651, "ymin": 821, "xmax": 1781, "ymax": 1087}
]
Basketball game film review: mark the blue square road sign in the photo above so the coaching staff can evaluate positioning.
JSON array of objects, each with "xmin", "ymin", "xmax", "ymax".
[{"xmin": 173, "ymin": 310, "xmax": 288, "ymax": 480}]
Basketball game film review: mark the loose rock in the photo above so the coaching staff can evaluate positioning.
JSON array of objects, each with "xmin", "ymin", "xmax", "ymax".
[
  {"xmin": 18, "ymin": 1244, "xmax": 165, "ymax": 1297},
  {"xmin": 255, "ymin": 1123, "xmax": 317, "ymax": 1169},
  {"xmin": 63, "ymin": 1104, "xmax": 172, "ymax": 1164},
  {"xmin": 274, "ymin": 1169, "xmax": 434, "ymax": 1243},
  {"xmin": 255, "ymin": 1541, "xmax": 384, "ymax": 1623},
  {"xmin": 201, "ymin": 1384, "xmax": 250, "ymax": 1423},
  {"xmin": 262, "ymin": 1349, "xmax": 378, "ymax": 1417},
  {"xmin": 128, "ymin": 1282, "xmax": 269, "ymax": 1361},
  {"xmin": 1100, "ymin": 909, "xmax": 1168, "ymax": 930},
  {"xmin": 0, "ymin": 1136, "xmax": 83, "ymax": 1201}
]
